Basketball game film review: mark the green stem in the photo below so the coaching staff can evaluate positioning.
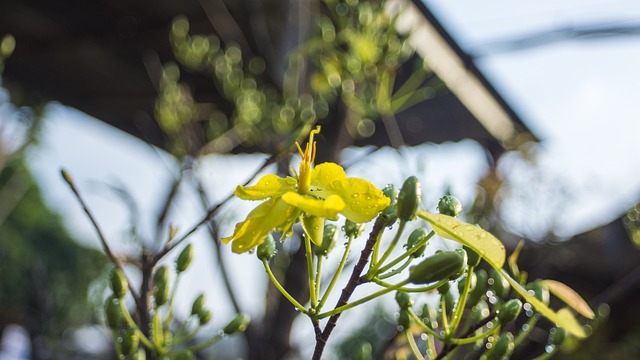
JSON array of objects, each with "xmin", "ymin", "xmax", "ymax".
[
  {"xmin": 448, "ymin": 325, "xmax": 500, "ymax": 345},
  {"xmin": 441, "ymin": 294, "xmax": 450, "ymax": 337},
  {"xmin": 449, "ymin": 266, "xmax": 475, "ymax": 335},
  {"xmin": 318, "ymin": 279, "xmax": 410, "ymax": 319},
  {"xmin": 408, "ymin": 308, "xmax": 444, "ymax": 341},
  {"xmin": 171, "ymin": 321, "xmax": 200, "ymax": 345},
  {"xmin": 513, "ymin": 313, "xmax": 540, "ymax": 348},
  {"xmin": 304, "ymin": 233, "xmax": 318, "ymax": 308},
  {"xmin": 318, "ymin": 235, "xmax": 354, "ymax": 310},
  {"xmin": 369, "ymin": 225, "xmax": 387, "ymax": 275},
  {"xmin": 180, "ymin": 333, "xmax": 223, "ymax": 354},
  {"xmin": 369, "ymin": 221, "xmax": 407, "ymax": 277},
  {"xmin": 118, "ymin": 301, "xmax": 155, "ymax": 350},
  {"xmin": 262, "ymin": 260, "xmax": 309, "ymax": 314},
  {"xmin": 315, "ymin": 256, "xmax": 324, "ymax": 307},
  {"xmin": 377, "ymin": 231, "xmax": 435, "ymax": 275},
  {"xmin": 532, "ymin": 349, "xmax": 557, "ymax": 360},
  {"xmin": 377, "ymin": 257, "xmax": 413, "ymax": 280},
  {"xmin": 164, "ymin": 273, "xmax": 181, "ymax": 329},
  {"xmin": 372, "ymin": 277, "xmax": 449, "ymax": 293},
  {"xmin": 406, "ymin": 330, "xmax": 425, "ymax": 360}
]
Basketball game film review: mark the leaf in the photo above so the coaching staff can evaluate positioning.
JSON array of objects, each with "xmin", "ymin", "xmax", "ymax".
[
  {"xmin": 543, "ymin": 279, "xmax": 596, "ymax": 319},
  {"xmin": 417, "ymin": 211, "xmax": 506, "ymax": 269},
  {"xmin": 499, "ymin": 269, "xmax": 587, "ymax": 338}
]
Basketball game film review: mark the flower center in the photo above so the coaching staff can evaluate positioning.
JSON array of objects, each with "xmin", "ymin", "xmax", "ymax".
[{"xmin": 296, "ymin": 126, "xmax": 320, "ymax": 195}]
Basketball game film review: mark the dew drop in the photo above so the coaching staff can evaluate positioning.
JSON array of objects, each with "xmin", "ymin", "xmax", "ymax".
[
  {"xmin": 545, "ymin": 345, "xmax": 555, "ymax": 353},
  {"xmin": 526, "ymin": 310, "xmax": 534, "ymax": 317},
  {"xmin": 352, "ymin": 193, "xmax": 360, "ymax": 198},
  {"xmin": 523, "ymin": 303, "xmax": 532, "ymax": 311},
  {"xmin": 420, "ymin": 333, "xmax": 428, "ymax": 341},
  {"xmin": 521, "ymin": 324, "xmax": 529, "ymax": 331}
]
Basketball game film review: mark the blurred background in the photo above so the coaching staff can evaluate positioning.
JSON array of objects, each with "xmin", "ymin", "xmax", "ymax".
[{"xmin": 1, "ymin": 0, "xmax": 639, "ymax": 358}]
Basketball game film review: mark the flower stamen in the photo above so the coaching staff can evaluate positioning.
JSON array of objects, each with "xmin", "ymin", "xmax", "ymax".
[{"xmin": 297, "ymin": 126, "xmax": 321, "ymax": 195}]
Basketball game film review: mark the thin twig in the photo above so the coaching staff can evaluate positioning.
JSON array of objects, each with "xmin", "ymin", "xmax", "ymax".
[
  {"xmin": 312, "ymin": 215, "xmax": 388, "ymax": 360},
  {"xmin": 60, "ymin": 169, "xmax": 142, "ymax": 308},
  {"xmin": 152, "ymin": 154, "xmax": 277, "ymax": 264}
]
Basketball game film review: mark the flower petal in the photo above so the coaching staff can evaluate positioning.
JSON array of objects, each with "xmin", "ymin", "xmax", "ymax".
[
  {"xmin": 326, "ymin": 178, "xmax": 390, "ymax": 223},
  {"xmin": 310, "ymin": 162, "xmax": 346, "ymax": 190},
  {"xmin": 222, "ymin": 197, "xmax": 299, "ymax": 253},
  {"xmin": 281, "ymin": 192, "xmax": 345, "ymax": 220},
  {"xmin": 234, "ymin": 174, "xmax": 297, "ymax": 201}
]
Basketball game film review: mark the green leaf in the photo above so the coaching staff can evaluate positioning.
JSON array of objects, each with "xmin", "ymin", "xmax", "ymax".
[
  {"xmin": 417, "ymin": 211, "xmax": 506, "ymax": 269},
  {"xmin": 543, "ymin": 279, "xmax": 595, "ymax": 319},
  {"xmin": 499, "ymin": 269, "xmax": 587, "ymax": 338}
]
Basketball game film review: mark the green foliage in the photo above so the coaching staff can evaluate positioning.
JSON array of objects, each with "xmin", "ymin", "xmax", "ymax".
[{"xmin": 0, "ymin": 164, "xmax": 106, "ymax": 347}]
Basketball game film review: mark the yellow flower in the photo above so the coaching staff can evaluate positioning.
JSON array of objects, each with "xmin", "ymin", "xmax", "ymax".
[{"xmin": 223, "ymin": 126, "xmax": 390, "ymax": 253}]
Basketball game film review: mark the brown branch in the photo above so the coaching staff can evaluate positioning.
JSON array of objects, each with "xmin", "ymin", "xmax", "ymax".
[{"xmin": 312, "ymin": 215, "xmax": 388, "ymax": 360}]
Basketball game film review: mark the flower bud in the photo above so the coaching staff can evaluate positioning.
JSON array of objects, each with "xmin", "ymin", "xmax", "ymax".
[
  {"xmin": 176, "ymin": 244, "xmax": 193, "ymax": 273},
  {"xmin": 344, "ymin": 219, "xmax": 365, "ymax": 238},
  {"xmin": 315, "ymin": 224, "xmax": 338, "ymax": 256},
  {"xmin": 406, "ymin": 228, "xmax": 429, "ymax": 258},
  {"xmin": 154, "ymin": 266, "xmax": 170, "ymax": 306},
  {"xmin": 483, "ymin": 332, "xmax": 515, "ymax": 360},
  {"xmin": 437, "ymin": 281, "xmax": 450, "ymax": 295},
  {"xmin": 526, "ymin": 280, "xmax": 550, "ymax": 305},
  {"xmin": 467, "ymin": 269, "xmax": 488, "ymax": 307},
  {"xmin": 421, "ymin": 303, "xmax": 438, "ymax": 329},
  {"xmin": 408, "ymin": 250, "xmax": 466, "ymax": 285},
  {"xmin": 464, "ymin": 245, "xmax": 481, "ymax": 267},
  {"xmin": 437, "ymin": 195, "xmax": 463, "ymax": 217},
  {"xmin": 396, "ymin": 176, "xmax": 421, "ymax": 222},
  {"xmin": 302, "ymin": 214, "xmax": 324, "ymax": 246},
  {"xmin": 444, "ymin": 291, "xmax": 454, "ymax": 316},
  {"xmin": 397, "ymin": 309, "xmax": 411, "ymax": 329},
  {"xmin": 191, "ymin": 293, "xmax": 206, "ymax": 316},
  {"xmin": 449, "ymin": 249, "xmax": 468, "ymax": 280},
  {"xmin": 395, "ymin": 291, "xmax": 413, "ymax": 309},
  {"xmin": 382, "ymin": 184, "xmax": 399, "ymax": 226},
  {"xmin": 497, "ymin": 299, "xmax": 522, "ymax": 324},
  {"xmin": 174, "ymin": 351, "xmax": 193, "ymax": 360},
  {"xmin": 198, "ymin": 309, "xmax": 212, "ymax": 325},
  {"xmin": 489, "ymin": 268, "xmax": 510, "ymax": 299},
  {"xmin": 120, "ymin": 327, "xmax": 139, "ymax": 356},
  {"xmin": 223, "ymin": 313, "xmax": 251, "ymax": 334},
  {"xmin": 549, "ymin": 327, "xmax": 567, "ymax": 346},
  {"xmin": 109, "ymin": 268, "xmax": 128, "ymax": 299},
  {"xmin": 457, "ymin": 271, "xmax": 477, "ymax": 295},
  {"xmin": 130, "ymin": 348, "xmax": 146, "ymax": 360},
  {"xmin": 469, "ymin": 300, "xmax": 490, "ymax": 323},
  {"xmin": 257, "ymin": 234, "xmax": 277, "ymax": 261},
  {"xmin": 105, "ymin": 296, "xmax": 122, "ymax": 329}
]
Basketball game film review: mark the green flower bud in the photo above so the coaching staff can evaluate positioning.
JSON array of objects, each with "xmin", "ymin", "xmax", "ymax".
[
  {"xmin": 497, "ymin": 299, "xmax": 522, "ymax": 324},
  {"xmin": 395, "ymin": 291, "xmax": 413, "ymax": 309},
  {"xmin": 406, "ymin": 228, "xmax": 429, "ymax": 258},
  {"xmin": 437, "ymin": 195, "xmax": 463, "ymax": 217},
  {"xmin": 344, "ymin": 219, "xmax": 365, "ymax": 238},
  {"xmin": 120, "ymin": 327, "xmax": 139, "ymax": 356},
  {"xmin": 457, "ymin": 271, "xmax": 477, "ymax": 295},
  {"xmin": 444, "ymin": 291, "xmax": 454, "ymax": 316},
  {"xmin": 223, "ymin": 313, "xmax": 251, "ymax": 334},
  {"xmin": 105, "ymin": 296, "xmax": 122, "ymax": 329},
  {"xmin": 469, "ymin": 300, "xmax": 490, "ymax": 323},
  {"xmin": 467, "ymin": 269, "xmax": 488, "ymax": 307},
  {"xmin": 396, "ymin": 176, "xmax": 421, "ymax": 222},
  {"xmin": 191, "ymin": 293, "xmax": 206, "ymax": 316},
  {"xmin": 437, "ymin": 281, "xmax": 450, "ymax": 295},
  {"xmin": 257, "ymin": 234, "xmax": 277, "ymax": 261},
  {"xmin": 382, "ymin": 184, "xmax": 399, "ymax": 226},
  {"xmin": 398, "ymin": 309, "xmax": 411, "ymax": 329},
  {"xmin": 464, "ymin": 245, "xmax": 482, "ymax": 267},
  {"xmin": 421, "ymin": 303, "xmax": 438, "ymax": 329},
  {"xmin": 176, "ymin": 244, "xmax": 193, "ymax": 273},
  {"xmin": 483, "ymin": 332, "xmax": 515, "ymax": 360},
  {"xmin": 198, "ymin": 309, "xmax": 212, "ymax": 325},
  {"xmin": 154, "ymin": 266, "xmax": 170, "ymax": 306},
  {"xmin": 315, "ymin": 224, "xmax": 338, "ymax": 256},
  {"xmin": 174, "ymin": 351, "xmax": 193, "ymax": 360},
  {"xmin": 526, "ymin": 280, "xmax": 550, "ymax": 305},
  {"xmin": 449, "ymin": 249, "xmax": 468, "ymax": 280},
  {"xmin": 549, "ymin": 327, "xmax": 567, "ymax": 346},
  {"xmin": 489, "ymin": 268, "xmax": 510, "ymax": 299},
  {"xmin": 109, "ymin": 268, "xmax": 128, "ymax": 299},
  {"xmin": 302, "ymin": 214, "xmax": 324, "ymax": 246},
  {"xmin": 130, "ymin": 348, "xmax": 146, "ymax": 360},
  {"xmin": 408, "ymin": 251, "xmax": 466, "ymax": 285}
]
